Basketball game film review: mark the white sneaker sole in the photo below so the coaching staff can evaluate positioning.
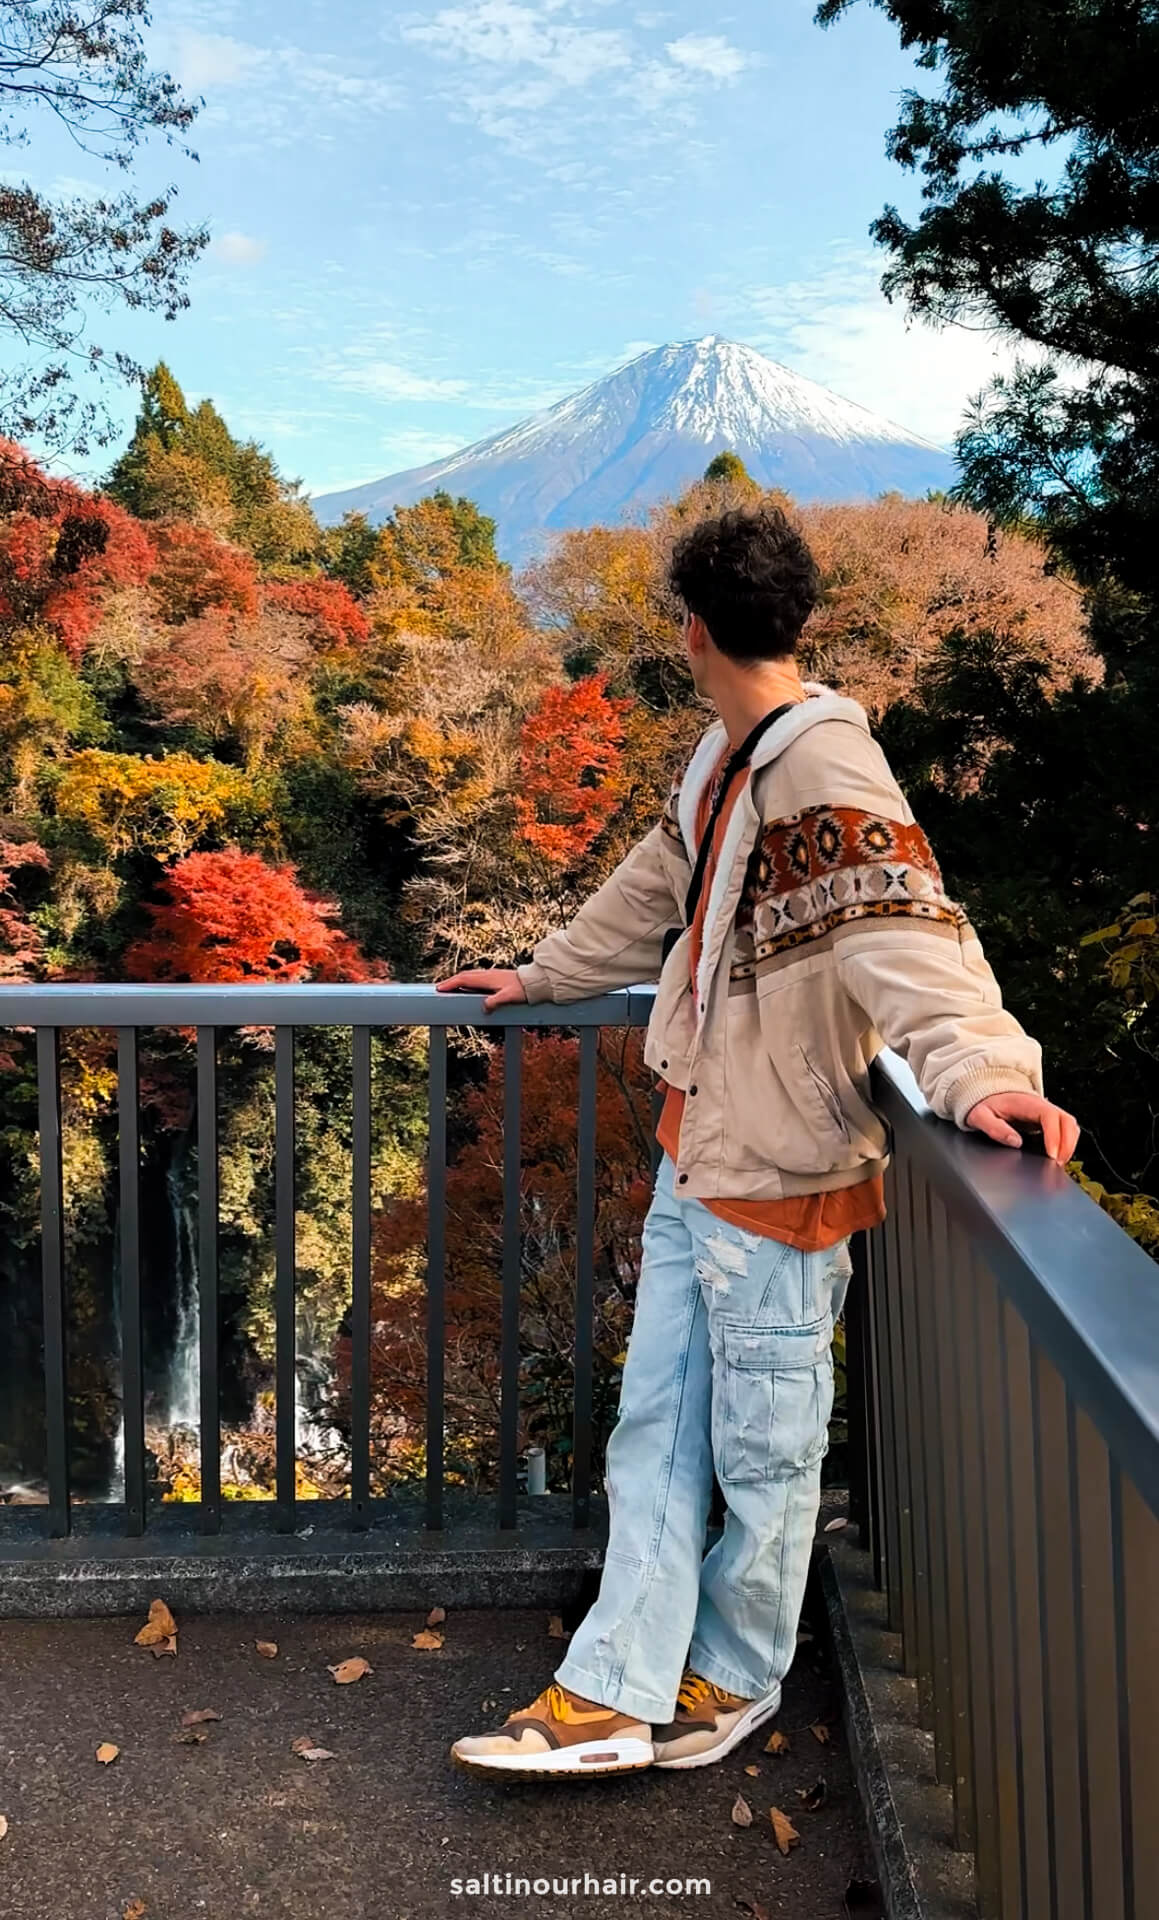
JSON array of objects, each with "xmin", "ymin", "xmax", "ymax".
[
  {"xmin": 652, "ymin": 1688, "xmax": 782, "ymax": 1770},
  {"xmin": 452, "ymin": 1734, "xmax": 655, "ymax": 1779}
]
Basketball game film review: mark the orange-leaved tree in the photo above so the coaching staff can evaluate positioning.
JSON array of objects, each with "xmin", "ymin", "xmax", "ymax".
[
  {"xmin": 125, "ymin": 848, "xmax": 376, "ymax": 983},
  {"xmin": 148, "ymin": 521, "xmax": 260, "ymax": 625},
  {"xmin": 0, "ymin": 440, "xmax": 155, "ymax": 660},
  {"xmin": 515, "ymin": 673, "xmax": 630, "ymax": 867}
]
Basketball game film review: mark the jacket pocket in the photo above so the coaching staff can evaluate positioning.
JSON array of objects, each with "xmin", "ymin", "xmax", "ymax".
[{"xmin": 714, "ymin": 1318, "xmax": 834, "ymax": 1485}]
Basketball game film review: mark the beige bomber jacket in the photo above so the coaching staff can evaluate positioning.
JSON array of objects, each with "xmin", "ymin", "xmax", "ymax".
[{"xmin": 516, "ymin": 689, "xmax": 1044, "ymax": 1202}]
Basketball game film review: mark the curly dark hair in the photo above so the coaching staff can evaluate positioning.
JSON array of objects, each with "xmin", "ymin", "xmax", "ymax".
[{"xmin": 668, "ymin": 503, "xmax": 821, "ymax": 661}]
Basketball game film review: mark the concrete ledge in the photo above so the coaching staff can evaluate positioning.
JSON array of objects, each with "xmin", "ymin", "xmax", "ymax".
[
  {"xmin": 817, "ymin": 1535, "xmax": 977, "ymax": 1920},
  {"xmin": 0, "ymin": 1494, "xmax": 608, "ymax": 1617}
]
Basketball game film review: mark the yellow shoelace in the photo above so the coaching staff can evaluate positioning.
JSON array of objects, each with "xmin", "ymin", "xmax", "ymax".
[
  {"xmin": 675, "ymin": 1671, "xmax": 734, "ymax": 1713},
  {"xmin": 512, "ymin": 1684, "xmax": 609, "ymax": 1726}
]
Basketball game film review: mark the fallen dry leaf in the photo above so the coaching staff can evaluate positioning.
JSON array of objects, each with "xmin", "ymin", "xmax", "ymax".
[
  {"xmin": 426, "ymin": 1605, "xmax": 446, "ymax": 1627},
  {"xmin": 175, "ymin": 1728, "xmax": 208, "ymax": 1746},
  {"xmin": 255, "ymin": 1640, "xmax": 278, "ymax": 1659},
  {"xmin": 181, "ymin": 1708, "xmax": 222, "ymax": 1728},
  {"xmin": 735, "ymin": 1898, "xmax": 770, "ymax": 1920},
  {"xmin": 0, "ymin": 1815, "xmax": 7, "ymax": 1842},
  {"xmin": 797, "ymin": 1778, "xmax": 828, "ymax": 1811},
  {"xmin": 327, "ymin": 1656, "xmax": 372, "ymax": 1685},
  {"xmin": 411, "ymin": 1629, "xmax": 443, "ymax": 1650},
  {"xmin": 730, "ymin": 1793, "xmax": 754, "ymax": 1828},
  {"xmin": 765, "ymin": 1730, "xmax": 790, "ymax": 1755},
  {"xmin": 743, "ymin": 1764, "xmax": 759, "ymax": 1777},
  {"xmin": 810, "ymin": 1722, "xmax": 832, "ymax": 1745},
  {"xmin": 824, "ymin": 1515, "xmax": 848, "ymax": 1533},
  {"xmin": 96, "ymin": 1743, "xmax": 120, "ymax": 1765},
  {"xmin": 150, "ymin": 1635, "xmax": 177, "ymax": 1659},
  {"xmin": 547, "ymin": 1613, "xmax": 568, "ymax": 1639},
  {"xmin": 123, "ymin": 1902, "xmax": 146, "ymax": 1920},
  {"xmin": 291, "ymin": 1738, "xmax": 334, "ymax": 1763},
  {"xmin": 134, "ymin": 1598, "xmax": 177, "ymax": 1647},
  {"xmin": 769, "ymin": 1806, "xmax": 801, "ymax": 1855}
]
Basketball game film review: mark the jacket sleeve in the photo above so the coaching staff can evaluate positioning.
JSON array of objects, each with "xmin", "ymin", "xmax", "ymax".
[
  {"xmin": 836, "ymin": 930, "xmax": 1044, "ymax": 1129},
  {"xmin": 517, "ymin": 823, "xmax": 685, "ymax": 1005}
]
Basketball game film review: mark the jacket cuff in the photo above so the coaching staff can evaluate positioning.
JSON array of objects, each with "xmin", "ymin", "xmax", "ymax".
[
  {"xmin": 946, "ymin": 1065, "xmax": 1041, "ymax": 1132},
  {"xmin": 516, "ymin": 959, "xmax": 556, "ymax": 1006}
]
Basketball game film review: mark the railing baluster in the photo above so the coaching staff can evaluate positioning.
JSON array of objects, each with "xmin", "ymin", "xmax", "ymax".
[
  {"xmin": 882, "ymin": 1160, "xmax": 918, "ymax": 1661},
  {"xmin": 426, "ymin": 1026, "xmax": 447, "ymax": 1532},
  {"xmin": 872, "ymin": 1199, "xmax": 904, "ymax": 1635},
  {"xmin": 1073, "ymin": 1405, "xmax": 1127, "ymax": 1920},
  {"xmin": 196, "ymin": 1027, "xmax": 221, "ymax": 1533},
  {"xmin": 572, "ymin": 1026, "xmax": 597, "ymax": 1530},
  {"xmin": 650, "ymin": 1081, "xmax": 663, "ymax": 1179},
  {"xmin": 1033, "ymin": 1352, "xmax": 1087, "ymax": 1920},
  {"xmin": 499, "ymin": 1026, "xmax": 522, "ymax": 1530},
  {"xmin": 953, "ymin": 1235, "xmax": 1001, "ymax": 1919},
  {"xmin": 1118, "ymin": 1472, "xmax": 1159, "ymax": 1920},
  {"xmin": 912, "ymin": 1173, "xmax": 954, "ymax": 1784},
  {"xmin": 351, "ymin": 1026, "xmax": 372, "ymax": 1529},
  {"xmin": 275, "ymin": 1026, "xmax": 296, "ymax": 1530},
  {"xmin": 37, "ymin": 1026, "xmax": 69, "ymax": 1537},
  {"xmin": 843, "ymin": 1230, "xmax": 872, "ymax": 1552},
  {"xmin": 929, "ymin": 1191, "xmax": 976, "ymax": 1852},
  {"xmin": 1002, "ymin": 1296, "xmax": 1051, "ymax": 1915},
  {"xmin": 897, "ymin": 1159, "xmax": 936, "ymax": 1733},
  {"xmin": 975, "ymin": 1256, "xmax": 1025, "ymax": 1918},
  {"xmin": 117, "ymin": 1028, "xmax": 145, "ymax": 1536}
]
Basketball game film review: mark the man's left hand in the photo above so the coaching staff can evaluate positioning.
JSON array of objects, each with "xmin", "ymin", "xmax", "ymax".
[{"xmin": 965, "ymin": 1091, "xmax": 1080, "ymax": 1164}]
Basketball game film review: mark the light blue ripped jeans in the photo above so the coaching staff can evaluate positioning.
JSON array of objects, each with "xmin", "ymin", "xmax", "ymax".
[{"xmin": 555, "ymin": 1152, "xmax": 852, "ymax": 1725}]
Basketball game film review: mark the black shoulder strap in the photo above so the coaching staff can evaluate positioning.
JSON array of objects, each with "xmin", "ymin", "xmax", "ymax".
[{"xmin": 681, "ymin": 701, "xmax": 797, "ymax": 931}]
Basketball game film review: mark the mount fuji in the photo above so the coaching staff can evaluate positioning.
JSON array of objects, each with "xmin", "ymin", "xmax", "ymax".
[{"xmin": 313, "ymin": 335, "xmax": 955, "ymax": 564}]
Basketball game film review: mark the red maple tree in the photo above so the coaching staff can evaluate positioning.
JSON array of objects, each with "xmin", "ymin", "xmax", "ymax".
[
  {"xmin": 125, "ymin": 848, "xmax": 376, "ymax": 983},
  {"xmin": 0, "ymin": 439, "xmax": 155, "ymax": 658},
  {"xmin": 515, "ymin": 673, "xmax": 629, "ymax": 866},
  {"xmin": 264, "ymin": 577, "xmax": 370, "ymax": 652},
  {"xmin": 149, "ymin": 522, "xmax": 260, "ymax": 625}
]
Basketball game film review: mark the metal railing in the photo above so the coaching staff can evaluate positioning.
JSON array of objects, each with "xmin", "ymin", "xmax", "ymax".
[
  {"xmin": 848, "ymin": 1052, "xmax": 1159, "ymax": 1920},
  {"xmin": 0, "ymin": 983, "xmax": 656, "ymax": 1543}
]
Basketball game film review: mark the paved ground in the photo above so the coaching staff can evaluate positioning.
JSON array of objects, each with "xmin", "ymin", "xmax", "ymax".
[{"xmin": 0, "ymin": 1597, "xmax": 877, "ymax": 1920}]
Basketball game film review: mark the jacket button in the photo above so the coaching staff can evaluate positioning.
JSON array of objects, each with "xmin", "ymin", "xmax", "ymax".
[
  {"xmin": 678, "ymin": 1174, "xmax": 688, "ymax": 1185},
  {"xmin": 660, "ymin": 1059, "xmax": 668, "ymax": 1070},
  {"xmin": 689, "ymin": 1085, "xmax": 698, "ymax": 1097}
]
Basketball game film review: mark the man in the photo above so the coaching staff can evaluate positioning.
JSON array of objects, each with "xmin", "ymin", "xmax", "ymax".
[{"xmin": 438, "ymin": 503, "xmax": 1079, "ymax": 1780}]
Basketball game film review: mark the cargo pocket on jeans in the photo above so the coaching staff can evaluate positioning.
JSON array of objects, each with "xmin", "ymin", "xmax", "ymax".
[{"xmin": 715, "ymin": 1318, "xmax": 833, "ymax": 1485}]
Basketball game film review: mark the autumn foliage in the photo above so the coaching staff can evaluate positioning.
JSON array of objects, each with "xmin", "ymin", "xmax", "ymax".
[
  {"xmin": 0, "ymin": 439, "xmax": 155, "ymax": 658},
  {"xmin": 125, "ymin": 848, "xmax": 375, "ymax": 984},
  {"xmin": 515, "ymin": 673, "xmax": 629, "ymax": 864}
]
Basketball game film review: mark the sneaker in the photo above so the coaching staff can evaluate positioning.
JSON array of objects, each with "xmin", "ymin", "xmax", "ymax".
[
  {"xmin": 651, "ymin": 1669, "xmax": 781, "ymax": 1770},
  {"xmin": 450, "ymin": 1682, "xmax": 655, "ymax": 1779}
]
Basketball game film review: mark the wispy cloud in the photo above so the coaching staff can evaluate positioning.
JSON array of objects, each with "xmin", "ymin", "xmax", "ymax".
[
  {"xmin": 212, "ymin": 229, "xmax": 267, "ymax": 265},
  {"xmin": 398, "ymin": 0, "xmax": 753, "ymax": 151},
  {"xmin": 665, "ymin": 33, "xmax": 752, "ymax": 82},
  {"xmin": 727, "ymin": 247, "xmax": 1021, "ymax": 447}
]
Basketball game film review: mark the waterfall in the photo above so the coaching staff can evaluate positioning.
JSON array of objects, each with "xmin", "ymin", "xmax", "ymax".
[{"xmin": 165, "ymin": 1158, "xmax": 201, "ymax": 1446}]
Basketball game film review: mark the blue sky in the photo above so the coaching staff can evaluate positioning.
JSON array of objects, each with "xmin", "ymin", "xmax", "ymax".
[{"xmin": 22, "ymin": 0, "xmax": 1021, "ymax": 494}]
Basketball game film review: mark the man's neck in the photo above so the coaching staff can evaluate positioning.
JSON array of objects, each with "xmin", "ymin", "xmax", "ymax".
[{"xmin": 710, "ymin": 656, "xmax": 806, "ymax": 749}]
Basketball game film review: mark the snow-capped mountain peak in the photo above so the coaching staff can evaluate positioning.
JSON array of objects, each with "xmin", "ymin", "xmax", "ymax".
[{"xmin": 314, "ymin": 335, "xmax": 953, "ymax": 563}]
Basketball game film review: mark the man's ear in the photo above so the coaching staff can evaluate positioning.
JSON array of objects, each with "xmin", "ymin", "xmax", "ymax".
[{"xmin": 686, "ymin": 611, "xmax": 711, "ymax": 658}]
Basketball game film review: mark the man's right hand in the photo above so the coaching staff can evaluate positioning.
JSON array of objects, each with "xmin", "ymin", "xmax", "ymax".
[{"xmin": 436, "ymin": 968, "xmax": 528, "ymax": 1014}]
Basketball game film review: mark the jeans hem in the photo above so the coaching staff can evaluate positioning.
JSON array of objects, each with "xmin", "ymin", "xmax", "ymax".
[
  {"xmin": 687, "ymin": 1641, "xmax": 781, "ymax": 1704},
  {"xmin": 553, "ymin": 1656, "xmax": 677, "ymax": 1725}
]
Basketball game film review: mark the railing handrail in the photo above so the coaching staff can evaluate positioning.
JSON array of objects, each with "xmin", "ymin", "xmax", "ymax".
[
  {"xmin": 0, "ymin": 982, "xmax": 659, "ymax": 1028},
  {"xmin": 873, "ymin": 1050, "xmax": 1159, "ymax": 1519},
  {"xmin": 3, "ymin": 980, "xmax": 1155, "ymax": 1518}
]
